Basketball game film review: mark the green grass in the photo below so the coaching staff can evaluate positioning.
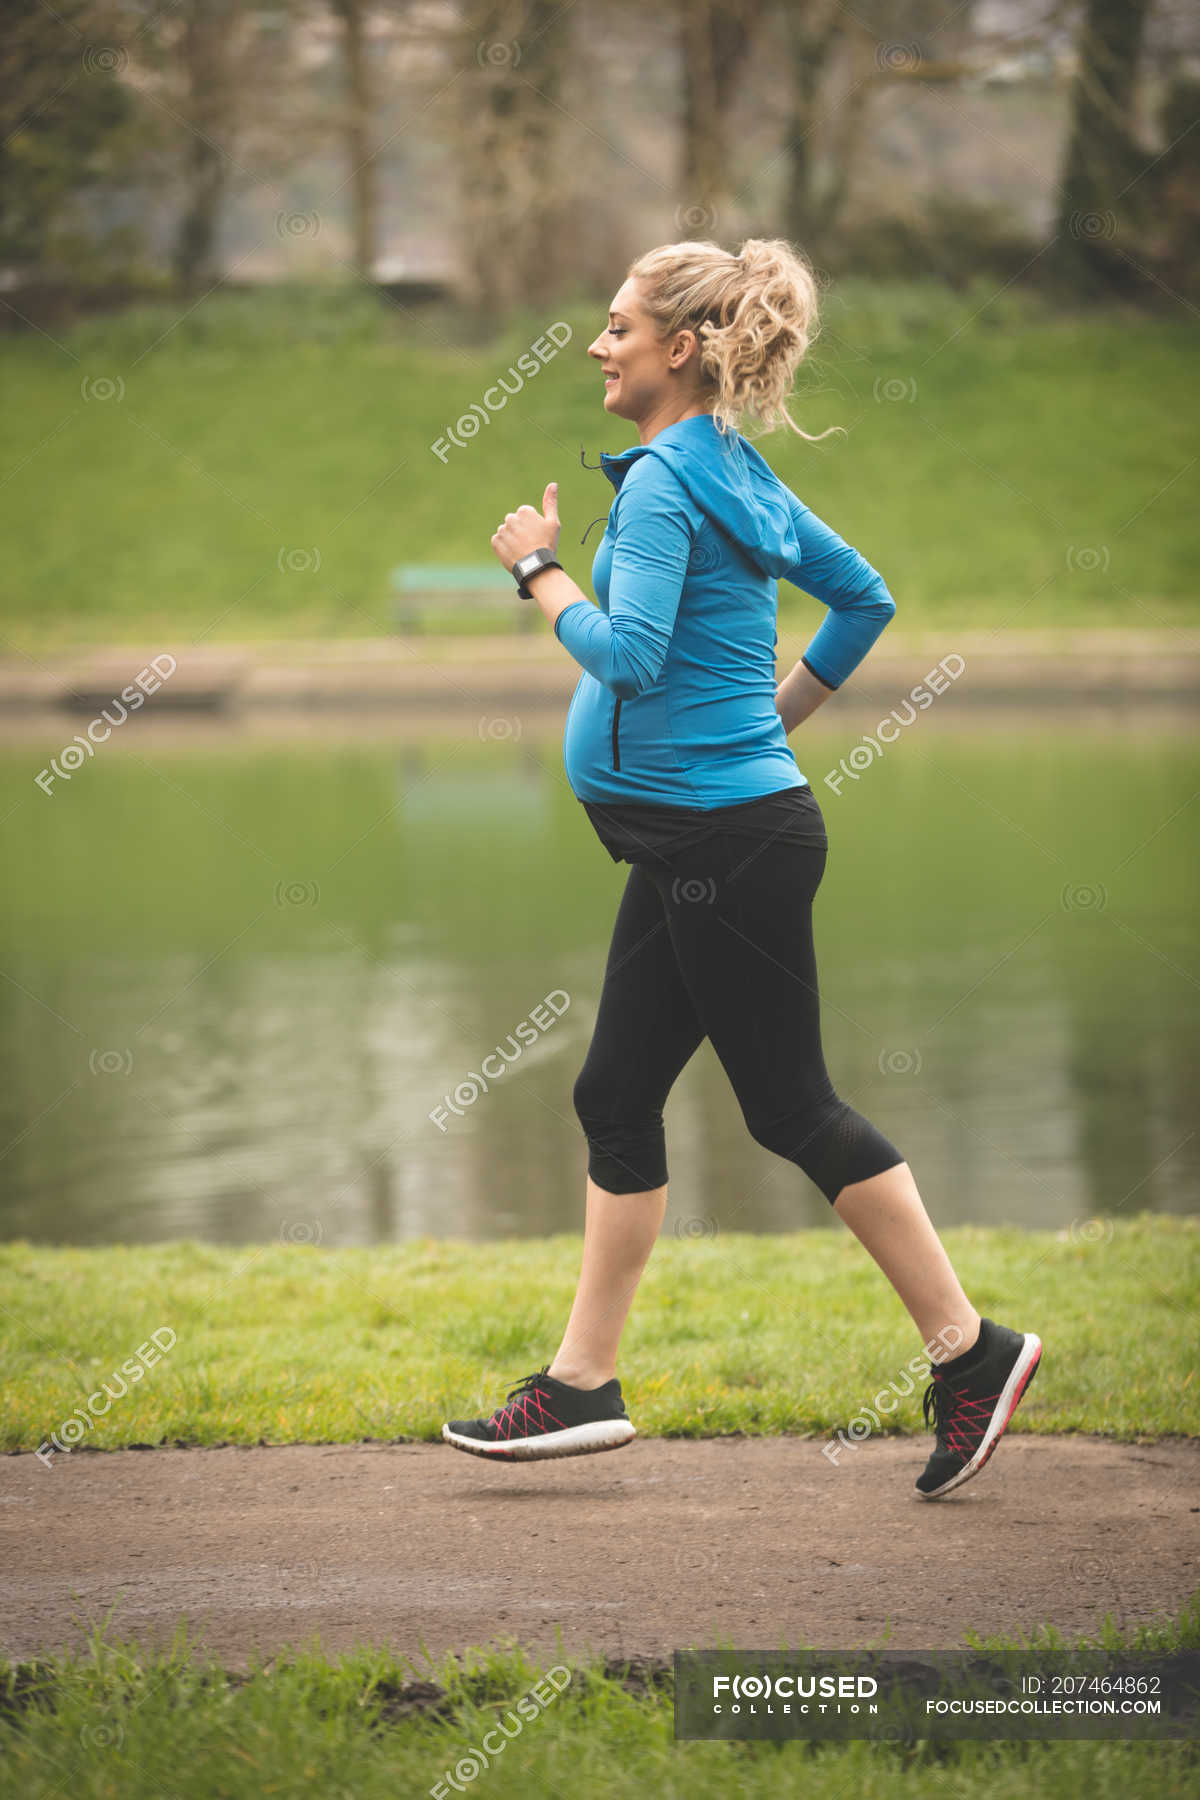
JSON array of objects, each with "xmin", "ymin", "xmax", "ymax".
[
  {"xmin": 1, "ymin": 276, "xmax": 1196, "ymax": 652},
  {"xmin": 1, "ymin": 1599, "xmax": 1197, "ymax": 1799},
  {"xmin": 4, "ymin": 1217, "xmax": 1196, "ymax": 1796},
  {"xmin": 2, "ymin": 1216, "xmax": 1196, "ymax": 1454}
]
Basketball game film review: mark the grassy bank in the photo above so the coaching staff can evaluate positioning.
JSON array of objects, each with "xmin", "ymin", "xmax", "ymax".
[
  {"xmin": 1, "ymin": 279, "xmax": 1196, "ymax": 652},
  {"xmin": 1, "ymin": 1602, "xmax": 1197, "ymax": 1800},
  {"xmin": 2, "ymin": 1216, "xmax": 1196, "ymax": 1453}
]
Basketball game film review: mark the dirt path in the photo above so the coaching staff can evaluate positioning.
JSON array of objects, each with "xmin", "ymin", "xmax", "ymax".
[{"xmin": 3, "ymin": 1436, "xmax": 1197, "ymax": 1673}]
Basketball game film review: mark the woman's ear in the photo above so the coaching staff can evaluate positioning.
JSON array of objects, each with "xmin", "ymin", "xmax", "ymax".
[{"xmin": 668, "ymin": 327, "xmax": 699, "ymax": 371}]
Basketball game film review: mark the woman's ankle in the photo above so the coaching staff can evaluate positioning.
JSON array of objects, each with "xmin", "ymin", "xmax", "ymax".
[{"xmin": 546, "ymin": 1359, "xmax": 616, "ymax": 1389}]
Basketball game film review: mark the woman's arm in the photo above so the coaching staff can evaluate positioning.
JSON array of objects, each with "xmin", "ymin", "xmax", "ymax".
[
  {"xmin": 493, "ymin": 463, "xmax": 696, "ymax": 701},
  {"xmin": 521, "ymin": 561, "xmax": 590, "ymax": 633},
  {"xmin": 783, "ymin": 492, "xmax": 896, "ymax": 690},
  {"xmin": 554, "ymin": 458, "xmax": 695, "ymax": 698},
  {"xmin": 776, "ymin": 658, "xmax": 837, "ymax": 735}
]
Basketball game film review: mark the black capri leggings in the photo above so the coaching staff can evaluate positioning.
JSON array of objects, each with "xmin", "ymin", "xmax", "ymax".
[{"xmin": 572, "ymin": 791, "xmax": 905, "ymax": 1204}]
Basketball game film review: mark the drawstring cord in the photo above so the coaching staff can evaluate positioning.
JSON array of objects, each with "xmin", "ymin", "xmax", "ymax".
[{"xmin": 579, "ymin": 443, "xmax": 609, "ymax": 546}]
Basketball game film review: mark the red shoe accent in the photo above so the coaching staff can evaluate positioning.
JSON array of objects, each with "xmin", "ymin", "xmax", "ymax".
[{"xmin": 970, "ymin": 1350, "xmax": 1041, "ymax": 1473}]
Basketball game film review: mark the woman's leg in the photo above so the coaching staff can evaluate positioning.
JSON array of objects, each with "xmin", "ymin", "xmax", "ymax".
[
  {"xmin": 646, "ymin": 825, "xmax": 977, "ymax": 1347},
  {"xmin": 548, "ymin": 861, "xmax": 705, "ymax": 1388},
  {"xmin": 643, "ymin": 818, "xmax": 1042, "ymax": 1502},
  {"xmin": 648, "ymin": 827, "xmax": 904, "ymax": 1209},
  {"xmin": 546, "ymin": 1176, "xmax": 668, "ymax": 1388},
  {"xmin": 832, "ymin": 1163, "xmax": 980, "ymax": 1354}
]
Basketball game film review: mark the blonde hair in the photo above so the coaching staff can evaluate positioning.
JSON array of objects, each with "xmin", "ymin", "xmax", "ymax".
[{"xmin": 626, "ymin": 237, "xmax": 844, "ymax": 443}]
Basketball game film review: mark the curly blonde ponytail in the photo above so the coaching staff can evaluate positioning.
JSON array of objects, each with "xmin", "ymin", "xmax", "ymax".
[{"xmin": 626, "ymin": 237, "xmax": 844, "ymax": 443}]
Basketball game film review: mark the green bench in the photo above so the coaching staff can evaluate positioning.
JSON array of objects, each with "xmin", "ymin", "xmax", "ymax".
[{"xmin": 389, "ymin": 564, "xmax": 537, "ymax": 633}]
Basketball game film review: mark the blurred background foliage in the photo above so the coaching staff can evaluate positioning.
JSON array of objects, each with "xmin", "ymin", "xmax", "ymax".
[{"xmin": 2, "ymin": 0, "xmax": 1198, "ymax": 330}]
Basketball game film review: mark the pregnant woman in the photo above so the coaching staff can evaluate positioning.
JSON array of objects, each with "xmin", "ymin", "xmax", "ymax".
[{"xmin": 442, "ymin": 238, "xmax": 1041, "ymax": 1499}]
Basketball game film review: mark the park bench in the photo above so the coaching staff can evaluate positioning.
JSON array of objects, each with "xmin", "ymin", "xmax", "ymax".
[{"xmin": 390, "ymin": 565, "xmax": 536, "ymax": 634}]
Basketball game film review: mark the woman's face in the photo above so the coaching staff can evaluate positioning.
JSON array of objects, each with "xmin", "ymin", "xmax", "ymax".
[{"xmin": 587, "ymin": 278, "xmax": 697, "ymax": 424}]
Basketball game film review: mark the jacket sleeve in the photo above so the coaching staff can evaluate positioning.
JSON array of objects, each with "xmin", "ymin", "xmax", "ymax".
[
  {"xmin": 553, "ymin": 456, "xmax": 695, "ymax": 700},
  {"xmin": 782, "ymin": 492, "xmax": 896, "ymax": 690}
]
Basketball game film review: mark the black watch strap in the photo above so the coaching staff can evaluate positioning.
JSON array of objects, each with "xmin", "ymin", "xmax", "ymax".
[{"xmin": 512, "ymin": 547, "xmax": 562, "ymax": 598}]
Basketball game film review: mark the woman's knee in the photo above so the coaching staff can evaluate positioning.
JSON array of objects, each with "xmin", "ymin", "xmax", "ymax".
[
  {"xmin": 744, "ymin": 1095, "xmax": 904, "ymax": 1205},
  {"xmin": 744, "ymin": 1091, "xmax": 842, "ymax": 1163},
  {"xmin": 572, "ymin": 1069, "xmax": 667, "ymax": 1192},
  {"xmin": 572, "ymin": 1060, "xmax": 616, "ymax": 1130},
  {"xmin": 573, "ymin": 1061, "xmax": 658, "ymax": 1136}
]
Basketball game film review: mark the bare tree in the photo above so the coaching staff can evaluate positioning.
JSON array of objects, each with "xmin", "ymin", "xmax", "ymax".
[
  {"xmin": 119, "ymin": 0, "xmax": 322, "ymax": 296},
  {"xmin": 172, "ymin": 0, "xmax": 238, "ymax": 292},
  {"xmin": 1147, "ymin": 64, "xmax": 1200, "ymax": 295},
  {"xmin": 678, "ymin": 0, "xmax": 768, "ymax": 235},
  {"xmin": 1052, "ymin": 0, "xmax": 1154, "ymax": 293},
  {"xmin": 778, "ymin": 0, "xmax": 844, "ymax": 245},
  {"xmin": 452, "ymin": 0, "xmax": 571, "ymax": 313},
  {"xmin": 776, "ymin": 0, "xmax": 983, "ymax": 254},
  {"xmin": 330, "ymin": 0, "xmax": 378, "ymax": 278}
]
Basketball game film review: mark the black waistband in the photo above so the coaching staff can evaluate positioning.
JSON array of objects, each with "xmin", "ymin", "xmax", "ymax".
[{"xmin": 582, "ymin": 783, "xmax": 827, "ymax": 865}]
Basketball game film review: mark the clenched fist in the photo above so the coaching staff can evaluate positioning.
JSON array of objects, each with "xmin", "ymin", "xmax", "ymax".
[{"xmin": 490, "ymin": 483, "xmax": 561, "ymax": 573}]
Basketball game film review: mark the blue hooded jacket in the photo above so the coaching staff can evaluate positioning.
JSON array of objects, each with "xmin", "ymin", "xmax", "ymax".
[{"xmin": 554, "ymin": 411, "xmax": 896, "ymax": 808}]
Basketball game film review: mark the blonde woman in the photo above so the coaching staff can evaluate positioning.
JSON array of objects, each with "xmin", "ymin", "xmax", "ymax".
[{"xmin": 443, "ymin": 239, "xmax": 1041, "ymax": 1499}]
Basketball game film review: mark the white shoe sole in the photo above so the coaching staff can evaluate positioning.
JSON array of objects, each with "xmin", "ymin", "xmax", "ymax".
[
  {"xmin": 441, "ymin": 1418, "xmax": 636, "ymax": 1460},
  {"xmin": 917, "ymin": 1332, "xmax": 1042, "ymax": 1500}
]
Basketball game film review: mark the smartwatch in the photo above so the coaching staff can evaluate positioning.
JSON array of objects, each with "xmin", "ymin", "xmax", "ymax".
[{"xmin": 511, "ymin": 547, "xmax": 562, "ymax": 598}]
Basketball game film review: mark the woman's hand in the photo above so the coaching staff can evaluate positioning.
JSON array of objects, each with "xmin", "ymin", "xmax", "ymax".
[{"xmin": 490, "ymin": 482, "xmax": 560, "ymax": 573}]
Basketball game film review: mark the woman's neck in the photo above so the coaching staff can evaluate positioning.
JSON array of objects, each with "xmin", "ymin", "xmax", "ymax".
[{"xmin": 636, "ymin": 398, "xmax": 714, "ymax": 445}]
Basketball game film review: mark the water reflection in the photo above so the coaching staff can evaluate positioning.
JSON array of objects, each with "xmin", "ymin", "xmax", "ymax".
[{"xmin": 0, "ymin": 710, "xmax": 1195, "ymax": 1245}]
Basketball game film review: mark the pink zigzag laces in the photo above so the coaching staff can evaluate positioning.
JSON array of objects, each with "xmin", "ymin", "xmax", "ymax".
[
  {"xmin": 935, "ymin": 1381, "xmax": 1003, "ymax": 1458},
  {"xmin": 492, "ymin": 1389, "xmax": 567, "ymax": 1440}
]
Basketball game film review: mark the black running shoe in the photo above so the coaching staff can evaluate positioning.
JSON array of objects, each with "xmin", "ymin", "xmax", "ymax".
[
  {"xmin": 915, "ymin": 1318, "xmax": 1042, "ymax": 1500},
  {"xmin": 442, "ymin": 1366, "xmax": 636, "ymax": 1461}
]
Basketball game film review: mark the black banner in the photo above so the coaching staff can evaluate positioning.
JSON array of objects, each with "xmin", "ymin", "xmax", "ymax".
[{"xmin": 673, "ymin": 1647, "xmax": 1200, "ymax": 1741}]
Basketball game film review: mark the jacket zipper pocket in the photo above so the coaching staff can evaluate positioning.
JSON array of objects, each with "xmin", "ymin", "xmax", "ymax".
[{"xmin": 611, "ymin": 697, "xmax": 622, "ymax": 771}]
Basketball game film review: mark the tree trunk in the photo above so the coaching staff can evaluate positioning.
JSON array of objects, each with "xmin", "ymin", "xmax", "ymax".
[
  {"xmin": 780, "ymin": 0, "xmax": 845, "ymax": 247},
  {"xmin": 1051, "ymin": 0, "xmax": 1153, "ymax": 295},
  {"xmin": 1145, "ymin": 70, "xmax": 1200, "ymax": 298},
  {"xmin": 678, "ymin": 0, "xmax": 767, "ymax": 236},
  {"xmin": 332, "ymin": 0, "xmax": 377, "ymax": 280},
  {"xmin": 455, "ymin": 0, "xmax": 569, "ymax": 315},
  {"xmin": 811, "ymin": 16, "xmax": 878, "ymax": 243},
  {"xmin": 172, "ymin": 0, "xmax": 236, "ymax": 294}
]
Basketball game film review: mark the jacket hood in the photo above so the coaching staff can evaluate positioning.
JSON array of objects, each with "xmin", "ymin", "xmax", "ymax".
[{"xmin": 598, "ymin": 413, "xmax": 801, "ymax": 579}]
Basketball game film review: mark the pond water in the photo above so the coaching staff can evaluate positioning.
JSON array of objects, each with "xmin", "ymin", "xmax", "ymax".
[{"xmin": 0, "ymin": 706, "xmax": 1196, "ymax": 1245}]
